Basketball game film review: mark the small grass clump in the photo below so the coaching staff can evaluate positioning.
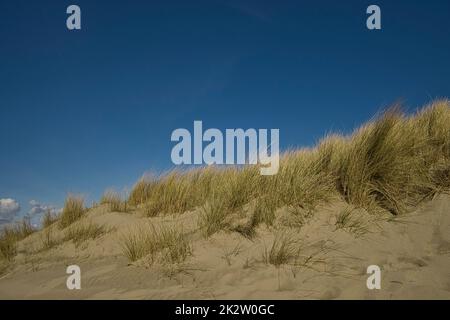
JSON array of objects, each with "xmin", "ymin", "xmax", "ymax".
[
  {"xmin": 40, "ymin": 227, "xmax": 57, "ymax": 250},
  {"xmin": 100, "ymin": 190, "xmax": 130, "ymax": 213},
  {"xmin": 198, "ymin": 197, "xmax": 229, "ymax": 238},
  {"xmin": 128, "ymin": 178, "xmax": 155, "ymax": 206},
  {"xmin": 335, "ymin": 206, "xmax": 369, "ymax": 237},
  {"xmin": 42, "ymin": 210, "xmax": 58, "ymax": 228},
  {"xmin": 0, "ymin": 260, "xmax": 10, "ymax": 275},
  {"xmin": 137, "ymin": 173, "xmax": 193, "ymax": 217},
  {"xmin": 221, "ymin": 243, "xmax": 242, "ymax": 266},
  {"xmin": 120, "ymin": 223, "xmax": 191, "ymax": 264},
  {"xmin": 276, "ymin": 206, "xmax": 314, "ymax": 229},
  {"xmin": 263, "ymin": 232, "xmax": 300, "ymax": 267},
  {"xmin": 252, "ymin": 196, "xmax": 277, "ymax": 227},
  {"xmin": 20, "ymin": 219, "xmax": 36, "ymax": 238},
  {"xmin": 58, "ymin": 196, "xmax": 86, "ymax": 229},
  {"xmin": 64, "ymin": 221, "xmax": 106, "ymax": 247},
  {"xmin": 120, "ymin": 228, "xmax": 149, "ymax": 262},
  {"xmin": 0, "ymin": 219, "xmax": 36, "ymax": 261},
  {"xmin": 0, "ymin": 230, "xmax": 17, "ymax": 261}
]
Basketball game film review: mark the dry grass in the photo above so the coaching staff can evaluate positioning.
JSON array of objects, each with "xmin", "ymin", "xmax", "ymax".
[
  {"xmin": 0, "ymin": 231, "xmax": 17, "ymax": 262},
  {"xmin": 129, "ymin": 173, "xmax": 193, "ymax": 216},
  {"xmin": 335, "ymin": 206, "xmax": 369, "ymax": 237},
  {"xmin": 120, "ymin": 228, "xmax": 149, "ymax": 262},
  {"xmin": 120, "ymin": 223, "xmax": 191, "ymax": 264},
  {"xmin": 0, "ymin": 260, "xmax": 10, "ymax": 276},
  {"xmin": 0, "ymin": 219, "xmax": 36, "ymax": 261},
  {"xmin": 100, "ymin": 190, "xmax": 130, "ymax": 213},
  {"xmin": 277, "ymin": 206, "xmax": 313, "ymax": 229},
  {"xmin": 18, "ymin": 219, "xmax": 36, "ymax": 238},
  {"xmin": 198, "ymin": 197, "xmax": 229, "ymax": 238},
  {"xmin": 221, "ymin": 243, "xmax": 242, "ymax": 266},
  {"xmin": 252, "ymin": 196, "xmax": 277, "ymax": 227},
  {"xmin": 42, "ymin": 210, "xmax": 58, "ymax": 229},
  {"xmin": 58, "ymin": 195, "xmax": 85, "ymax": 229},
  {"xmin": 64, "ymin": 221, "xmax": 106, "ymax": 247},
  {"xmin": 40, "ymin": 227, "xmax": 57, "ymax": 250},
  {"xmin": 263, "ymin": 232, "xmax": 301, "ymax": 267},
  {"xmin": 125, "ymin": 100, "xmax": 449, "ymax": 219}
]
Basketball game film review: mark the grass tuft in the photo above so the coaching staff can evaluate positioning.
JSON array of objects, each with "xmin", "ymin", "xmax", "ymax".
[
  {"xmin": 101, "ymin": 190, "xmax": 130, "ymax": 213},
  {"xmin": 263, "ymin": 232, "xmax": 300, "ymax": 267},
  {"xmin": 42, "ymin": 210, "xmax": 58, "ymax": 229},
  {"xmin": 40, "ymin": 227, "xmax": 57, "ymax": 250},
  {"xmin": 0, "ymin": 219, "xmax": 36, "ymax": 261},
  {"xmin": 58, "ymin": 195, "xmax": 85, "ymax": 229},
  {"xmin": 64, "ymin": 221, "xmax": 106, "ymax": 247},
  {"xmin": 335, "ymin": 206, "xmax": 369, "ymax": 237},
  {"xmin": 0, "ymin": 230, "xmax": 17, "ymax": 262},
  {"xmin": 120, "ymin": 223, "xmax": 191, "ymax": 264},
  {"xmin": 198, "ymin": 198, "xmax": 229, "ymax": 238}
]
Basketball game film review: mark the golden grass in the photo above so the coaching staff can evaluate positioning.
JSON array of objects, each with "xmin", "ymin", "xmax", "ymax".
[
  {"xmin": 100, "ymin": 190, "xmax": 130, "ymax": 213},
  {"xmin": 131, "ymin": 173, "xmax": 196, "ymax": 217},
  {"xmin": 58, "ymin": 195, "xmax": 85, "ymax": 229},
  {"xmin": 42, "ymin": 210, "xmax": 58, "ymax": 229},
  {"xmin": 0, "ymin": 219, "xmax": 36, "ymax": 261},
  {"xmin": 198, "ymin": 198, "xmax": 229, "ymax": 238},
  {"xmin": 120, "ymin": 223, "xmax": 191, "ymax": 264},
  {"xmin": 64, "ymin": 221, "xmax": 106, "ymax": 247},
  {"xmin": 0, "ymin": 260, "xmax": 10, "ymax": 275},
  {"xmin": 18, "ymin": 219, "xmax": 36, "ymax": 238},
  {"xmin": 263, "ymin": 232, "xmax": 301, "ymax": 267},
  {"xmin": 0, "ymin": 231, "xmax": 17, "ymax": 262},
  {"xmin": 40, "ymin": 227, "xmax": 57, "ymax": 250},
  {"xmin": 125, "ymin": 100, "xmax": 450, "ymax": 220},
  {"xmin": 335, "ymin": 206, "xmax": 369, "ymax": 237}
]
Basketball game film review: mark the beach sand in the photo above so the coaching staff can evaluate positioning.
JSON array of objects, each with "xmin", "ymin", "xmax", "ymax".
[{"xmin": 0, "ymin": 194, "xmax": 449, "ymax": 300}]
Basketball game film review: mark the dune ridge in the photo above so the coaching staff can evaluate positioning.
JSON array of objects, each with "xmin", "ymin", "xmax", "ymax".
[{"xmin": 0, "ymin": 100, "xmax": 449, "ymax": 299}]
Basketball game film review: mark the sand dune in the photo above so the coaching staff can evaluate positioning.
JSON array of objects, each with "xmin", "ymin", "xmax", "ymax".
[
  {"xmin": 1, "ymin": 101, "xmax": 449, "ymax": 299},
  {"xmin": 0, "ymin": 193, "xmax": 449, "ymax": 300}
]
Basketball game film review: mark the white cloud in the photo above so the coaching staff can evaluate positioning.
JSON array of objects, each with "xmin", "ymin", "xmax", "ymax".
[
  {"xmin": 0, "ymin": 198, "xmax": 21, "ymax": 221},
  {"xmin": 28, "ymin": 200, "xmax": 62, "ymax": 216},
  {"xmin": 25, "ymin": 200, "xmax": 62, "ymax": 228}
]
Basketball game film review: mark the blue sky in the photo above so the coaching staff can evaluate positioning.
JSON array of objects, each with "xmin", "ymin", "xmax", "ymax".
[{"xmin": 1, "ymin": 0, "xmax": 449, "ymax": 224}]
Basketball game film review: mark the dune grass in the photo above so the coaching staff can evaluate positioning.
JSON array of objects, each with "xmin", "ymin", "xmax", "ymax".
[
  {"xmin": 252, "ymin": 196, "xmax": 277, "ymax": 227},
  {"xmin": 120, "ymin": 223, "xmax": 191, "ymax": 264},
  {"xmin": 335, "ymin": 206, "xmax": 369, "ymax": 237},
  {"xmin": 126, "ymin": 100, "xmax": 449, "ymax": 222},
  {"xmin": 58, "ymin": 195, "xmax": 86, "ymax": 229},
  {"xmin": 0, "ymin": 230, "xmax": 17, "ymax": 262},
  {"xmin": 40, "ymin": 227, "xmax": 57, "ymax": 251},
  {"xmin": 42, "ymin": 210, "xmax": 58, "ymax": 229},
  {"xmin": 0, "ymin": 219, "xmax": 36, "ymax": 261},
  {"xmin": 18, "ymin": 219, "xmax": 36, "ymax": 238},
  {"xmin": 100, "ymin": 190, "xmax": 130, "ymax": 213},
  {"xmin": 198, "ymin": 197, "xmax": 229, "ymax": 238},
  {"xmin": 221, "ymin": 243, "xmax": 242, "ymax": 266},
  {"xmin": 64, "ymin": 221, "xmax": 106, "ymax": 247},
  {"xmin": 263, "ymin": 232, "xmax": 301, "ymax": 267},
  {"xmin": 1, "ymin": 100, "xmax": 448, "ymax": 277}
]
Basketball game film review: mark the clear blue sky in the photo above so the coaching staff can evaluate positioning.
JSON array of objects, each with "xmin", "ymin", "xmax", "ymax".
[{"xmin": 1, "ymin": 0, "xmax": 449, "ymax": 223}]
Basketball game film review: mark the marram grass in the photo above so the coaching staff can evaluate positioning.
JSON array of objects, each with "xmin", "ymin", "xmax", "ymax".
[
  {"xmin": 128, "ymin": 100, "xmax": 450, "ymax": 221},
  {"xmin": 1, "ymin": 100, "xmax": 449, "ymax": 263}
]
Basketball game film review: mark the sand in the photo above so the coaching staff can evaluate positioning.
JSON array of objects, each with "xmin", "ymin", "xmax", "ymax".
[{"xmin": 0, "ymin": 194, "xmax": 449, "ymax": 300}]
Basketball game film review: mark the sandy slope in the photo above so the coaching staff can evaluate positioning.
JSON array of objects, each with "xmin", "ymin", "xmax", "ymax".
[{"xmin": 0, "ymin": 194, "xmax": 449, "ymax": 300}]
